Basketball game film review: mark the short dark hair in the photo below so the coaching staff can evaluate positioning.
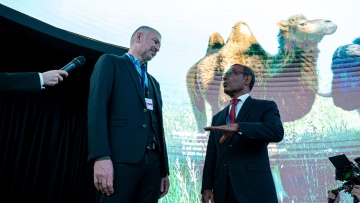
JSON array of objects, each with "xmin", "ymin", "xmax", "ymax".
[{"xmin": 231, "ymin": 64, "xmax": 255, "ymax": 91}]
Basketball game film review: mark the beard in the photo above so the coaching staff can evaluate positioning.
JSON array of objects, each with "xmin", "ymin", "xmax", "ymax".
[{"xmin": 140, "ymin": 47, "xmax": 155, "ymax": 62}]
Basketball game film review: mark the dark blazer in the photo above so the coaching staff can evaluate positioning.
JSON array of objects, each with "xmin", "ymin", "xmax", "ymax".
[
  {"xmin": 202, "ymin": 96, "xmax": 284, "ymax": 203},
  {"xmin": 87, "ymin": 53, "xmax": 169, "ymax": 176},
  {"xmin": 0, "ymin": 72, "xmax": 41, "ymax": 92}
]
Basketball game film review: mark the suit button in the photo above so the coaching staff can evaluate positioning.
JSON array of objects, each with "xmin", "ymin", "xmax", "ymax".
[
  {"xmin": 143, "ymin": 109, "xmax": 147, "ymax": 112},
  {"xmin": 143, "ymin": 124, "xmax": 147, "ymax": 128},
  {"xmin": 229, "ymin": 144, "xmax": 232, "ymax": 147},
  {"xmin": 224, "ymin": 164, "xmax": 227, "ymax": 166}
]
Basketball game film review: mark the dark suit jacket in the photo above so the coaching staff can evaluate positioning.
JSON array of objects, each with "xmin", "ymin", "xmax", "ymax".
[
  {"xmin": 87, "ymin": 53, "xmax": 169, "ymax": 177},
  {"xmin": 202, "ymin": 96, "xmax": 284, "ymax": 203},
  {"xmin": 0, "ymin": 72, "xmax": 41, "ymax": 92}
]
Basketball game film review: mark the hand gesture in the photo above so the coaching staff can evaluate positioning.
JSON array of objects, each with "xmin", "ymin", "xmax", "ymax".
[{"xmin": 204, "ymin": 123, "xmax": 240, "ymax": 143}]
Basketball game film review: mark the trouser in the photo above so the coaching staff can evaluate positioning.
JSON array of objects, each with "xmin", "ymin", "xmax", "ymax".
[
  {"xmin": 96, "ymin": 148, "xmax": 162, "ymax": 203},
  {"xmin": 224, "ymin": 174, "xmax": 240, "ymax": 203}
]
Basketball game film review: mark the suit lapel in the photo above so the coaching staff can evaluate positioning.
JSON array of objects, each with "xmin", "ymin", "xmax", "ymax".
[
  {"xmin": 236, "ymin": 96, "xmax": 256, "ymax": 122},
  {"xmin": 148, "ymin": 75, "xmax": 163, "ymax": 119},
  {"xmin": 217, "ymin": 105, "xmax": 229, "ymax": 125},
  {"xmin": 148, "ymin": 76, "xmax": 160, "ymax": 105},
  {"xmin": 121, "ymin": 55, "xmax": 146, "ymax": 105},
  {"xmin": 227, "ymin": 97, "xmax": 257, "ymax": 143}
]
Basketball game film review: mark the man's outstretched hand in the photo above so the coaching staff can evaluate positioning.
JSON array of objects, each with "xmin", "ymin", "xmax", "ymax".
[{"xmin": 204, "ymin": 123, "xmax": 240, "ymax": 143}]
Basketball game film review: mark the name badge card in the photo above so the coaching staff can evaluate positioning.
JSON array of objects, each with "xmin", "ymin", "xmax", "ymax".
[{"xmin": 145, "ymin": 98, "xmax": 153, "ymax": 110}]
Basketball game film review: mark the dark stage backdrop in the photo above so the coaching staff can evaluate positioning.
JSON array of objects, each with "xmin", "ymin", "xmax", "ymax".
[{"xmin": 0, "ymin": 5, "xmax": 127, "ymax": 203}]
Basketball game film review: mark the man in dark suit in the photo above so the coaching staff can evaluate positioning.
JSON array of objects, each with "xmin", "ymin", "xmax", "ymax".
[
  {"xmin": 87, "ymin": 26, "xmax": 170, "ymax": 203},
  {"xmin": 0, "ymin": 70, "xmax": 68, "ymax": 92},
  {"xmin": 201, "ymin": 64, "xmax": 284, "ymax": 203}
]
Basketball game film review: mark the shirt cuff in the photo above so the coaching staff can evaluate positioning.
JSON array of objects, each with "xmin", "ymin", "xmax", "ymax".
[
  {"xmin": 38, "ymin": 73, "xmax": 45, "ymax": 89},
  {"xmin": 237, "ymin": 122, "xmax": 242, "ymax": 134},
  {"xmin": 95, "ymin": 156, "xmax": 111, "ymax": 161}
]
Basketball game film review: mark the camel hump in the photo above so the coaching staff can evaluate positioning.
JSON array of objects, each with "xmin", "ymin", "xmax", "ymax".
[{"xmin": 206, "ymin": 32, "xmax": 225, "ymax": 55}]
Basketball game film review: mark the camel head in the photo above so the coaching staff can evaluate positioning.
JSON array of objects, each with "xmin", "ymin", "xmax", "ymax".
[{"xmin": 277, "ymin": 14, "xmax": 337, "ymax": 53}]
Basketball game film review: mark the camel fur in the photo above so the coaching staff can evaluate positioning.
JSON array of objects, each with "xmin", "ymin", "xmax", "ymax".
[
  {"xmin": 330, "ymin": 36, "xmax": 360, "ymax": 111},
  {"xmin": 186, "ymin": 14, "xmax": 337, "ymax": 132}
]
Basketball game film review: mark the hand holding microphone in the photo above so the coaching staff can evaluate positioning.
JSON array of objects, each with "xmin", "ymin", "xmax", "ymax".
[
  {"xmin": 42, "ymin": 56, "xmax": 86, "ymax": 86},
  {"xmin": 41, "ymin": 70, "xmax": 68, "ymax": 86}
]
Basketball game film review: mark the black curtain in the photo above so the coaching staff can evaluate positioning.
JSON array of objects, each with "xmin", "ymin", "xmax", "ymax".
[
  {"xmin": 0, "ymin": 5, "xmax": 127, "ymax": 202},
  {"xmin": 0, "ymin": 91, "xmax": 95, "ymax": 203}
]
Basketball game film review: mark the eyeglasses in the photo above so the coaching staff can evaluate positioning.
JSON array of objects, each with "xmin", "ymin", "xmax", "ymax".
[{"xmin": 222, "ymin": 69, "xmax": 247, "ymax": 80}]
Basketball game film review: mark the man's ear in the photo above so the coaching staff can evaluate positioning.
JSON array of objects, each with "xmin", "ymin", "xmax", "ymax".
[
  {"xmin": 244, "ymin": 75, "xmax": 252, "ymax": 86},
  {"xmin": 135, "ymin": 32, "xmax": 142, "ymax": 43}
]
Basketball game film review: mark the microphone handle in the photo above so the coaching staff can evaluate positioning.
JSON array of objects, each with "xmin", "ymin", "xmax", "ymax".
[{"xmin": 60, "ymin": 62, "xmax": 76, "ymax": 72}]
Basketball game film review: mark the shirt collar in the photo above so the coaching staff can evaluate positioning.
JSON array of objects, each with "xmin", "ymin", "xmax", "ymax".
[
  {"xmin": 126, "ymin": 53, "xmax": 147, "ymax": 71},
  {"xmin": 126, "ymin": 53, "xmax": 148, "ymax": 88},
  {"xmin": 232, "ymin": 93, "xmax": 249, "ymax": 103}
]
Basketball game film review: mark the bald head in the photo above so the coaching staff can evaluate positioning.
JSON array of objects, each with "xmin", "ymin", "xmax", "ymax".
[
  {"xmin": 130, "ymin": 26, "xmax": 161, "ymax": 46},
  {"xmin": 128, "ymin": 26, "xmax": 162, "ymax": 64}
]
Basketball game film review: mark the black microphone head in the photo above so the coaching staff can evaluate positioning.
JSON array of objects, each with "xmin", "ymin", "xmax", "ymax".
[{"xmin": 72, "ymin": 56, "xmax": 86, "ymax": 67}]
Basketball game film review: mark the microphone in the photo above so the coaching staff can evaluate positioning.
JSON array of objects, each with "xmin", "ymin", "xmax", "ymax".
[{"xmin": 60, "ymin": 56, "xmax": 86, "ymax": 72}]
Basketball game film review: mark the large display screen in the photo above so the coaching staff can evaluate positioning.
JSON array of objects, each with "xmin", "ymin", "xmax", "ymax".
[{"xmin": 1, "ymin": 0, "xmax": 359, "ymax": 202}]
